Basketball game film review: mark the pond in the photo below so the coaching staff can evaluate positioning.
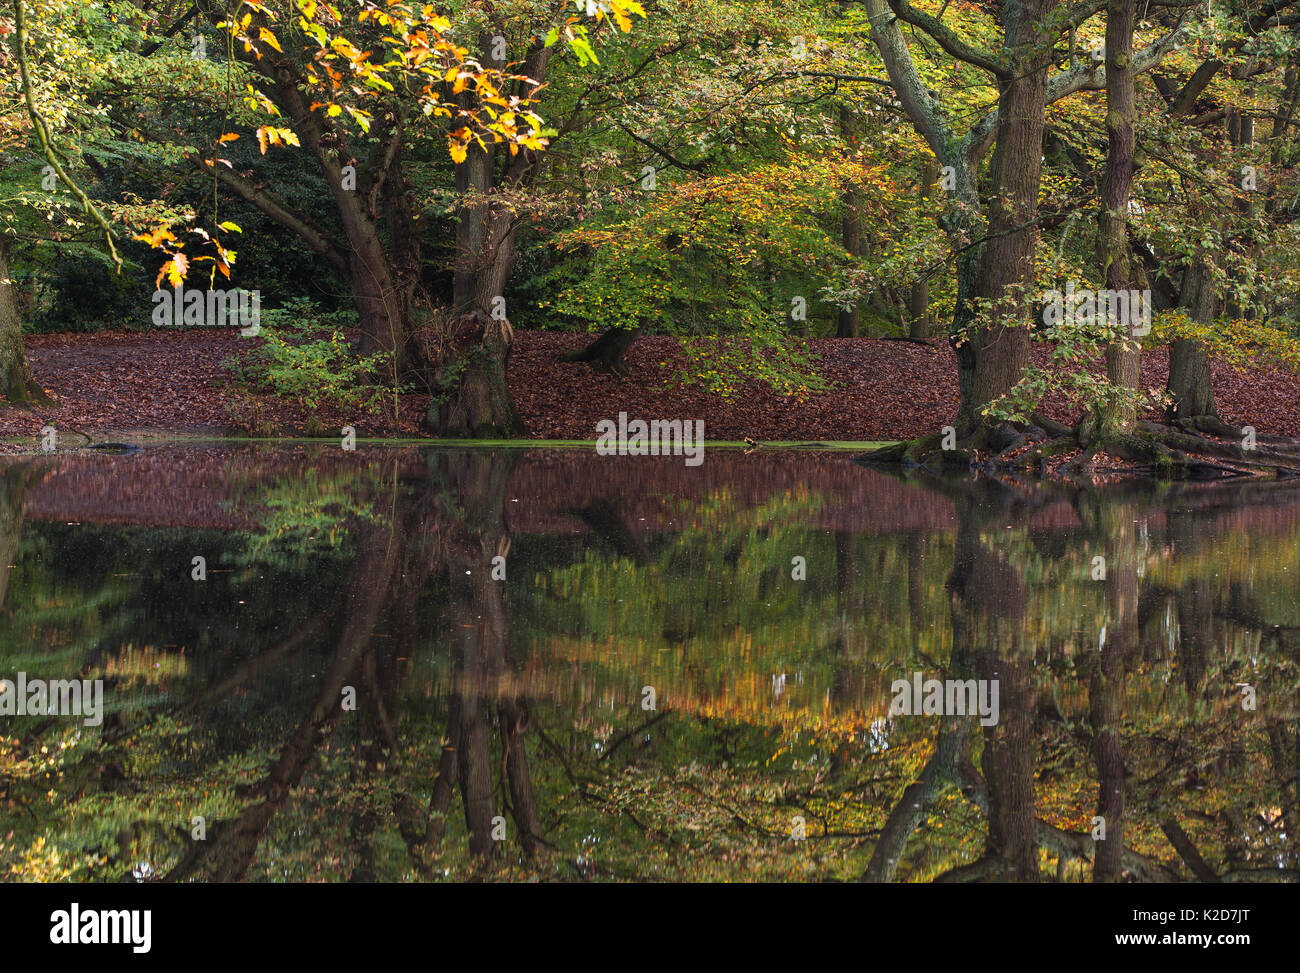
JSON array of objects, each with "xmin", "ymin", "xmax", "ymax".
[{"xmin": 1, "ymin": 446, "xmax": 1297, "ymax": 882}]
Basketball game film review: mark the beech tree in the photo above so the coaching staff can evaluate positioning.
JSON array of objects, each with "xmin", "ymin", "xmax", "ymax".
[
  {"xmin": 863, "ymin": 0, "xmax": 1190, "ymax": 439},
  {"xmin": 133, "ymin": 0, "xmax": 647, "ymax": 436},
  {"xmin": 858, "ymin": 0, "xmax": 1300, "ymax": 474}
]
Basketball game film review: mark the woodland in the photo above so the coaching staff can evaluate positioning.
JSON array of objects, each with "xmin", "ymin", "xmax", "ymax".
[
  {"xmin": 3, "ymin": 1, "xmax": 1300, "ymax": 890},
  {"xmin": 3, "ymin": 449, "xmax": 1297, "ymax": 882},
  {"xmin": 1, "ymin": 0, "xmax": 1300, "ymax": 474}
]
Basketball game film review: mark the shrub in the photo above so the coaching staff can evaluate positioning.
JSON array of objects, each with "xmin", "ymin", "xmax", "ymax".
[{"xmin": 226, "ymin": 299, "xmax": 406, "ymax": 417}]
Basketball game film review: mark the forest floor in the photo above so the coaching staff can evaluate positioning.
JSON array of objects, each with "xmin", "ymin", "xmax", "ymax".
[{"xmin": 1, "ymin": 328, "xmax": 1297, "ymax": 456}]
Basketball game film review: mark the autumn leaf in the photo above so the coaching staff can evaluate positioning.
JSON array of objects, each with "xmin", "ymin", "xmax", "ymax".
[
  {"xmin": 134, "ymin": 226, "xmax": 177, "ymax": 248},
  {"xmin": 155, "ymin": 251, "xmax": 188, "ymax": 289}
]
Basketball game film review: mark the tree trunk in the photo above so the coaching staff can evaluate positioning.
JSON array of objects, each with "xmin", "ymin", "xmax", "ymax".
[
  {"xmin": 425, "ymin": 34, "xmax": 549, "ymax": 438},
  {"xmin": 431, "ymin": 308, "xmax": 523, "ymax": 438},
  {"xmin": 908, "ymin": 158, "xmax": 937, "ymax": 340},
  {"xmin": 1094, "ymin": 0, "xmax": 1141, "ymax": 437},
  {"xmin": 1167, "ymin": 338, "xmax": 1217, "ymax": 420},
  {"xmin": 427, "ymin": 132, "xmax": 525, "ymax": 437},
  {"xmin": 0, "ymin": 238, "xmax": 47, "ymax": 405},
  {"xmin": 1165, "ymin": 257, "xmax": 1219, "ymax": 422},
  {"xmin": 907, "ymin": 279, "xmax": 930, "ymax": 340},
  {"xmin": 955, "ymin": 0, "xmax": 1059, "ymax": 432},
  {"xmin": 838, "ymin": 108, "xmax": 862, "ymax": 338}
]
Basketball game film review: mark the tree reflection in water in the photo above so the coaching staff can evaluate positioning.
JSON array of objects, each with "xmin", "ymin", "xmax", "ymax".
[{"xmin": 1, "ymin": 447, "xmax": 1297, "ymax": 882}]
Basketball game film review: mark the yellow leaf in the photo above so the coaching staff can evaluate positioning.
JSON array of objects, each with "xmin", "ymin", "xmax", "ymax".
[
  {"xmin": 134, "ymin": 226, "xmax": 176, "ymax": 248},
  {"xmin": 158, "ymin": 252, "xmax": 188, "ymax": 289}
]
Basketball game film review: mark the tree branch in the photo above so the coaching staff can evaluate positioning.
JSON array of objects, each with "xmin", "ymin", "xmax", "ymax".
[
  {"xmin": 886, "ymin": 0, "xmax": 1011, "ymax": 78},
  {"xmin": 195, "ymin": 158, "xmax": 348, "ymax": 274},
  {"xmin": 866, "ymin": 0, "xmax": 954, "ymax": 159},
  {"xmin": 139, "ymin": 3, "xmax": 198, "ymax": 58},
  {"xmin": 13, "ymin": 0, "xmax": 120, "ymax": 272}
]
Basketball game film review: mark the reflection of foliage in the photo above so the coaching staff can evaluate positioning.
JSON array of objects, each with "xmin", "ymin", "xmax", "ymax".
[
  {"xmin": 5, "ymin": 454, "xmax": 1300, "ymax": 882},
  {"xmin": 230, "ymin": 467, "xmax": 390, "ymax": 570}
]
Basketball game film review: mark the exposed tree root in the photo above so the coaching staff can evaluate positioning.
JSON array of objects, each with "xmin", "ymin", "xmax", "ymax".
[
  {"xmin": 563, "ymin": 326, "xmax": 642, "ymax": 376},
  {"xmin": 879, "ymin": 336, "xmax": 939, "ymax": 350},
  {"xmin": 858, "ymin": 417, "xmax": 1300, "ymax": 483}
]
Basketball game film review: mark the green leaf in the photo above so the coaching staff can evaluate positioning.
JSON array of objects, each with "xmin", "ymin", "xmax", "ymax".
[{"xmin": 570, "ymin": 35, "xmax": 599, "ymax": 66}]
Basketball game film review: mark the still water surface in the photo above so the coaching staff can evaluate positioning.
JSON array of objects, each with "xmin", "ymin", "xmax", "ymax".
[{"xmin": 1, "ymin": 446, "xmax": 1296, "ymax": 881}]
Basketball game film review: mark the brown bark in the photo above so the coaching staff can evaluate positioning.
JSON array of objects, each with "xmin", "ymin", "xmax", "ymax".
[
  {"xmin": 1095, "ymin": 0, "xmax": 1141, "ymax": 437},
  {"xmin": 956, "ymin": 0, "xmax": 1059, "ymax": 431},
  {"xmin": 0, "ymin": 238, "xmax": 48, "ymax": 405},
  {"xmin": 1165, "ymin": 257, "xmax": 1220, "ymax": 421},
  {"xmin": 838, "ymin": 107, "xmax": 862, "ymax": 338},
  {"xmin": 431, "ymin": 310, "xmax": 523, "ymax": 438},
  {"xmin": 908, "ymin": 158, "xmax": 938, "ymax": 340},
  {"xmin": 426, "ymin": 34, "xmax": 553, "ymax": 436}
]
